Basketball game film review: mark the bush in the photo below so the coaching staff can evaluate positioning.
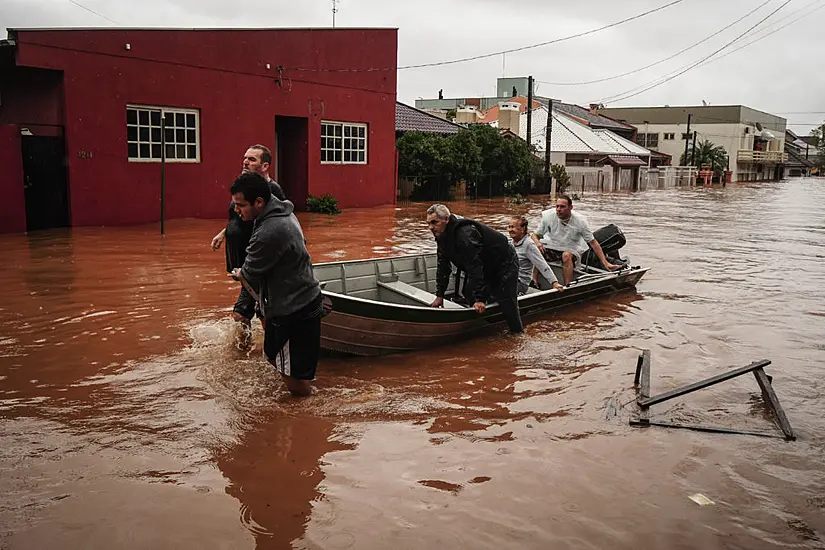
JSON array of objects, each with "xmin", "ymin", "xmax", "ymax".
[
  {"xmin": 550, "ymin": 164, "xmax": 571, "ymax": 195},
  {"xmin": 306, "ymin": 193, "xmax": 341, "ymax": 214}
]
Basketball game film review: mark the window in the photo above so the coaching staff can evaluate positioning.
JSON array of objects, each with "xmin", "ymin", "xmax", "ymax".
[
  {"xmin": 681, "ymin": 132, "xmax": 692, "ymax": 141},
  {"xmin": 663, "ymin": 132, "xmax": 676, "ymax": 140},
  {"xmin": 321, "ymin": 121, "xmax": 367, "ymax": 164},
  {"xmin": 634, "ymin": 132, "xmax": 658, "ymax": 148},
  {"xmin": 127, "ymin": 105, "xmax": 199, "ymax": 162}
]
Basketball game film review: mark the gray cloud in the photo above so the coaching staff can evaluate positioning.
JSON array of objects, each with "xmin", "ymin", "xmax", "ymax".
[{"xmin": 1, "ymin": 0, "xmax": 822, "ymax": 133}]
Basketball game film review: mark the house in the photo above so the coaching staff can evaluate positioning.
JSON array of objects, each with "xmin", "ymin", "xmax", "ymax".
[
  {"xmin": 395, "ymin": 102, "xmax": 462, "ymax": 137},
  {"xmin": 784, "ymin": 129, "xmax": 815, "ymax": 177},
  {"xmin": 0, "ymin": 27, "xmax": 398, "ymax": 233},
  {"xmin": 596, "ymin": 105, "xmax": 788, "ymax": 183}
]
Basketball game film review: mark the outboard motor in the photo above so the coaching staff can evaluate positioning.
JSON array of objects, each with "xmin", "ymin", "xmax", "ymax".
[{"xmin": 581, "ymin": 224, "xmax": 628, "ymax": 268}]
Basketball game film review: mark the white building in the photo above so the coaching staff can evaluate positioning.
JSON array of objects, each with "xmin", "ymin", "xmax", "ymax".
[{"xmin": 597, "ymin": 105, "xmax": 787, "ymax": 182}]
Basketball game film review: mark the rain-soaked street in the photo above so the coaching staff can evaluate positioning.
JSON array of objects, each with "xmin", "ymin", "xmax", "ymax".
[{"xmin": 1, "ymin": 179, "xmax": 824, "ymax": 549}]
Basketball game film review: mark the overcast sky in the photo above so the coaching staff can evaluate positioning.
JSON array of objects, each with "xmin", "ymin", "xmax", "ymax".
[{"xmin": 1, "ymin": 0, "xmax": 823, "ymax": 134}]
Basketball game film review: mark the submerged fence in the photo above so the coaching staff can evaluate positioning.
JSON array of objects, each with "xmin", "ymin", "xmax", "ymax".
[{"xmin": 398, "ymin": 166, "xmax": 700, "ymax": 205}]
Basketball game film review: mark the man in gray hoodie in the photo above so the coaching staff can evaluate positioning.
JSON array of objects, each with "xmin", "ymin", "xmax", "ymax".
[{"xmin": 228, "ymin": 172, "xmax": 323, "ymax": 397}]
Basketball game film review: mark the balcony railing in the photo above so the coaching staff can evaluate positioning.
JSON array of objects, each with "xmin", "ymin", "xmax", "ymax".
[{"xmin": 737, "ymin": 150, "xmax": 788, "ymax": 164}]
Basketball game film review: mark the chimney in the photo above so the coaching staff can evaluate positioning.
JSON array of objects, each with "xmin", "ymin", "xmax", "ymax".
[
  {"xmin": 456, "ymin": 106, "xmax": 479, "ymax": 124},
  {"xmin": 498, "ymin": 102, "xmax": 521, "ymax": 134}
]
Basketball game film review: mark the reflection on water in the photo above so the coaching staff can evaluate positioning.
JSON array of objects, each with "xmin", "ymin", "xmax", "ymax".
[{"xmin": 1, "ymin": 180, "xmax": 825, "ymax": 549}]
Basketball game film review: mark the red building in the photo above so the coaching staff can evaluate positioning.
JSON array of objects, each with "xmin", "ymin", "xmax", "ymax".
[{"xmin": 0, "ymin": 28, "xmax": 398, "ymax": 233}]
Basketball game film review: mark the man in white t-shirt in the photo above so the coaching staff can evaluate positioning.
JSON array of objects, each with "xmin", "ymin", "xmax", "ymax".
[{"xmin": 530, "ymin": 194, "xmax": 619, "ymax": 285}]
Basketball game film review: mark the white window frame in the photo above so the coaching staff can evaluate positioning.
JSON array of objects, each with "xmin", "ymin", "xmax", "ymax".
[
  {"xmin": 127, "ymin": 104, "xmax": 201, "ymax": 163},
  {"xmin": 320, "ymin": 121, "xmax": 368, "ymax": 165}
]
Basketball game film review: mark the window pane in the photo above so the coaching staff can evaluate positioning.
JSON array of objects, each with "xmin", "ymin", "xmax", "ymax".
[
  {"xmin": 344, "ymin": 138, "xmax": 351, "ymax": 149},
  {"xmin": 127, "ymin": 126, "xmax": 138, "ymax": 141},
  {"xmin": 187, "ymin": 145, "xmax": 197, "ymax": 159},
  {"xmin": 175, "ymin": 113, "xmax": 185, "ymax": 127},
  {"xmin": 176, "ymin": 129, "xmax": 185, "ymax": 142},
  {"xmin": 139, "ymin": 127, "xmax": 150, "ymax": 141},
  {"xmin": 166, "ymin": 144, "xmax": 175, "ymax": 159},
  {"xmin": 358, "ymin": 151, "xmax": 365, "ymax": 163},
  {"xmin": 165, "ymin": 128, "xmax": 175, "ymax": 143},
  {"xmin": 176, "ymin": 145, "xmax": 186, "ymax": 158},
  {"xmin": 186, "ymin": 129, "xmax": 196, "ymax": 143},
  {"xmin": 150, "ymin": 111, "xmax": 161, "ymax": 126},
  {"xmin": 151, "ymin": 128, "xmax": 161, "ymax": 143},
  {"xmin": 344, "ymin": 126, "xmax": 351, "ymax": 137},
  {"xmin": 334, "ymin": 150, "xmax": 341, "ymax": 162},
  {"xmin": 151, "ymin": 144, "xmax": 162, "ymax": 158},
  {"xmin": 138, "ymin": 110, "xmax": 149, "ymax": 125},
  {"xmin": 127, "ymin": 109, "xmax": 137, "ymax": 125},
  {"xmin": 334, "ymin": 126, "xmax": 342, "ymax": 137},
  {"xmin": 128, "ymin": 142, "xmax": 138, "ymax": 158},
  {"xmin": 186, "ymin": 113, "xmax": 196, "ymax": 128},
  {"xmin": 358, "ymin": 126, "xmax": 365, "ymax": 137},
  {"xmin": 344, "ymin": 151, "xmax": 352, "ymax": 162},
  {"xmin": 321, "ymin": 150, "xmax": 327, "ymax": 162},
  {"xmin": 139, "ymin": 143, "xmax": 150, "ymax": 158},
  {"xmin": 334, "ymin": 138, "xmax": 342, "ymax": 149}
]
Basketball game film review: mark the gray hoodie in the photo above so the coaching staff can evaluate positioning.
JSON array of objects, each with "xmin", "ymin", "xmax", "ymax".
[{"xmin": 240, "ymin": 196, "xmax": 321, "ymax": 321}]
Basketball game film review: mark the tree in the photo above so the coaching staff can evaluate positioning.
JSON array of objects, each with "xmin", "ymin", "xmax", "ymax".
[
  {"xmin": 680, "ymin": 139, "xmax": 729, "ymax": 174},
  {"xmin": 396, "ymin": 126, "xmax": 533, "ymax": 200}
]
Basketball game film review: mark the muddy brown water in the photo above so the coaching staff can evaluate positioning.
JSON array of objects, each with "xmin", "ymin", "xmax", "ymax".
[{"xmin": 1, "ymin": 180, "xmax": 824, "ymax": 549}]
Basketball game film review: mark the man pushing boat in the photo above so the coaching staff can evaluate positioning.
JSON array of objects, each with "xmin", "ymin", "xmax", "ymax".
[{"xmin": 425, "ymin": 204, "xmax": 523, "ymax": 334}]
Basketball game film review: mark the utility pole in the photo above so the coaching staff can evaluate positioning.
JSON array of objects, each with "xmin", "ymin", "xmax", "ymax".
[
  {"xmin": 526, "ymin": 76, "xmax": 533, "ymax": 152},
  {"xmin": 332, "ymin": 0, "xmax": 338, "ymax": 27},
  {"xmin": 544, "ymin": 98, "xmax": 554, "ymax": 194},
  {"xmin": 683, "ymin": 113, "xmax": 692, "ymax": 165},
  {"xmin": 691, "ymin": 131, "xmax": 697, "ymax": 167}
]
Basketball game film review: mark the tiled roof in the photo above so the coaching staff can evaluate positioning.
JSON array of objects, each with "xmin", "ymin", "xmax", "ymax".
[
  {"xmin": 517, "ymin": 106, "xmax": 653, "ymax": 157},
  {"xmin": 395, "ymin": 102, "xmax": 461, "ymax": 135},
  {"xmin": 554, "ymin": 102, "xmax": 634, "ymax": 131}
]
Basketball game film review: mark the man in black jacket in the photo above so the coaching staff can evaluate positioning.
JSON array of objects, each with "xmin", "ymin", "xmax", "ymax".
[{"xmin": 426, "ymin": 204, "xmax": 523, "ymax": 333}]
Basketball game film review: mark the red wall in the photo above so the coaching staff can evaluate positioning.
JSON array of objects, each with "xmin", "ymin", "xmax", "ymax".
[
  {"xmin": 0, "ymin": 125, "xmax": 26, "ymax": 233},
  {"xmin": 8, "ymin": 28, "xmax": 398, "ymax": 227}
]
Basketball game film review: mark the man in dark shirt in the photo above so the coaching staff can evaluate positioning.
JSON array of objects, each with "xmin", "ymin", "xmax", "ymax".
[
  {"xmin": 211, "ymin": 145, "xmax": 285, "ymax": 327},
  {"xmin": 426, "ymin": 204, "xmax": 523, "ymax": 333}
]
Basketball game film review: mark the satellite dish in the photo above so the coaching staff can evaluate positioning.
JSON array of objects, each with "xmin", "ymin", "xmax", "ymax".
[
  {"xmin": 761, "ymin": 129, "xmax": 776, "ymax": 141},
  {"xmin": 702, "ymin": 100, "xmax": 708, "ymax": 106},
  {"xmin": 755, "ymin": 122, "xmax": 764, "ymax": 132}
]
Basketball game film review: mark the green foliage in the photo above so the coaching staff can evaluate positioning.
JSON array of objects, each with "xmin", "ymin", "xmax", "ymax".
[
  {"xmin": 550, "ymin": 164, "xmax": 571, "ymax": 195},
  {"xmin": 446, "ymin": 108, "xmax": 457, "ymax": 121},
  {"xmin": 396, "ymin": 127, "xmax": 534, "ymax": 201},
  {"xmin": 306, "ymin": 193, "xmax": 341, "ymax": 214},
  {"xmin": 680, "ymin": 139, "xmax": 729, "ymax": 174}
]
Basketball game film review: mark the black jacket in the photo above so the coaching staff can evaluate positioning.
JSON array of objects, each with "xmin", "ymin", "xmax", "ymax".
[{"xmin": 435, "ymin": 215, "xmax": 516, "ymax": 302}]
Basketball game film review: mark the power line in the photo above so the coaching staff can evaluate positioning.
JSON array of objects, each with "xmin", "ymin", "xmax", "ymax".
[
  {"xmin": 597, "ymin": 0, "xmax": 794, "ymax": 105},
  {"xmin": 65, "ymin": 0, "xmax": 118, "ymax": 24},
  {"xmin": 292, "ymin": 0, "xmax": 687, "ymax": 72},
  {"xmin": 681, "ymin": 0, "xmax": 825, "ymax": 71},
  {"xmin": 536, "ymin": 0, "xmax": 773, "ymax": 87},
  {"xmin": 598, "ymin": 0, "xmax": 824, "ymax": 105}
]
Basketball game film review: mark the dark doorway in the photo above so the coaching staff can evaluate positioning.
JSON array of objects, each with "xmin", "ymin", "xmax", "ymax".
[
  {"xmin": 274, "ymin": 116, "xmax": 309, "ymax": 211},
  {"xmin": 22, "ymin": 129, "xmax": 69, "ymax": 231}
]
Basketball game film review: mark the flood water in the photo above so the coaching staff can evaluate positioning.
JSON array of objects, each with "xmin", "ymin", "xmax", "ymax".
[{"xmin": 1, "ymin": 179, "xmax": 824, "ymax": 549}]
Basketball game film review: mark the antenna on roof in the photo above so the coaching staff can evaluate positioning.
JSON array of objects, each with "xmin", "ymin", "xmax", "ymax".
[{"xmin": 332, "ymin": 0, "xmax": 339, "ymax": 27}]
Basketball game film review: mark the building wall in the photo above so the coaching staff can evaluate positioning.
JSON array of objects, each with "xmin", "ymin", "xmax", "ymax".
[
  {"xmin": 622, "ymin": 122, "xmax": 785, "ymax": 182},
  {"xmin": 2, "ymin": 28, "xmax": 397, "ymax": 229},
  {"xmin": 0, "ymin": 125, "xmax": 26, "ymax": 233}
]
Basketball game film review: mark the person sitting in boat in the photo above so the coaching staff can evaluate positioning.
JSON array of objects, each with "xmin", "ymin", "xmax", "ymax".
[
  {"xmin": 530, "ymin": 194, "xmax": 620, "ymax": 285},
  {"xmin": 508, "ymin": 215, "xmax": 564, "ymax": 295},
  {"xmin": 426, "ymin": 204, "xmax": 523, "ymax": 334}
]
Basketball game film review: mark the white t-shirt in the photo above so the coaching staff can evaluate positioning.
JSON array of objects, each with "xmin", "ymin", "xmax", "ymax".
[{"xmin": 534, "ymin": 209, "xmax": 594, "ymax": 254}]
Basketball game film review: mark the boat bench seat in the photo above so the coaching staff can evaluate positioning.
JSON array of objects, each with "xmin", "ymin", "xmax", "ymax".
[{"xmin": 377, "ymin": 280, "xmax": 464, "ymax": 309}]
